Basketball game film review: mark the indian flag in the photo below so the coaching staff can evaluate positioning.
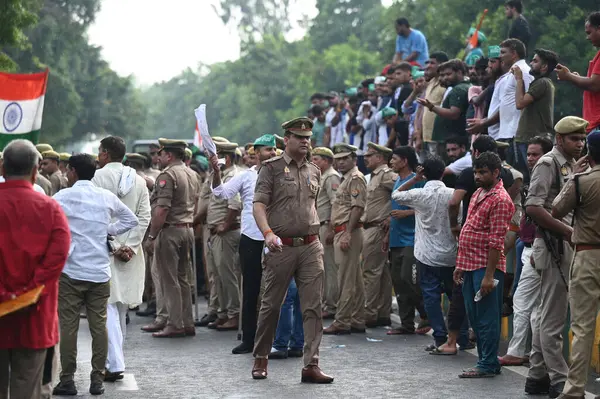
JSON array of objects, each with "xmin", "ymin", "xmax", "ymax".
[{"xmin": 0, "ymin": 69, "xmax": 49, "ymax": 151}]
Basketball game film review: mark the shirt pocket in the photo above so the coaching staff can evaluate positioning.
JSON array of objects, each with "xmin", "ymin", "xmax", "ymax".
[{"xmin": 279, "ymin": 178, "xmax": 298, "ymax": 198}]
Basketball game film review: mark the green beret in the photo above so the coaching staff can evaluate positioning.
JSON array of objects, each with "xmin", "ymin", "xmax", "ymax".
[
  {"xmin": 59, "ymin": 152, "xmax": 71, "ymax": 162},
  {"xmin": 312, "ymin": 147, "xmax": 334, "ymax": 159},
  {"xmin": 332, "ymin": 143, "xmax": 358, "ymax": 159},
  {"xmin": 366, "ymin": 142, "xmax": 393, "ymax": 155},
  {"xmin": 216, "ymin": 142, "xmax": 239, "ymax": 153},
  {"xmin": 381, "ymin": 107, "xmax": 397, "ymax": 119},
  {"xmin": 282, "ymin": 117, "xmax": 313, "ymax": 137},
  {"xmin": 253, "ymin": 134, "xmax": 276, "ymax": 148},
  {"xmin": 368, "ymin": 83, "xmax": 376, "ymax": 92},
  {"xmin": 36, "ymin": 144, "xmax": 53, "ymax": 153},
  {"xmin": 554, "ymin": 116, "xmax": 589, "ymax": 135},
  {"xmin": 158, "ymin": 138, "xmax": 188, "ymax": 152},
  {"xmin": 465, "ymin": 52, "xmax": 482, "ymax": 67},
  {"xmin": 42, "ymin": 150, "xmax": 60, "ymax": 161},
  {"xmin": 488, "ymin": 45, "xmax": 501, "ymax": 59},
  {"xmin": 345, "ymin": 87, "xmax": 358, "ymax": 96}
]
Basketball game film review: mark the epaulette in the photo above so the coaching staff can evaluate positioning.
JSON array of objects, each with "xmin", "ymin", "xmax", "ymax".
[
  {"xmin": 263, "ymin": 155, "xmax": 283, "ymax": 164},
  {"xmin": 383, "ymin": 166, "xmax": 392, "ymax": 173}
]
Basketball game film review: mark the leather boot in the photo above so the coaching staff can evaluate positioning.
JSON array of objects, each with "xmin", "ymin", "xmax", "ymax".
[
  {"xmin": 301, "ymin": 365, "xmax": 334, "ymax": 384},
  {"xmin": 152, "ymin": 325, "xmax": 186, "ymax": 338},
  {"xmin": 208, "ymin": 318, "xmax": 227, "ymax": 329},
  {"xmin": 216, "ymin": 316, "xmax": 239, "ymax": 331},
  {"xmin": 252, "ymin": 358, "xmax": 268, "ymax": 380}
]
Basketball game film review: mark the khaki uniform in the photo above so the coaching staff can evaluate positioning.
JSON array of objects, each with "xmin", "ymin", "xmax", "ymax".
[
  {"xmin": 362, "ymin": 164, "xmax": 396, "ymax": 323},
  {"xmin": 253, "ymin": 152, "xmax": 324, "ymax": 367},
  {"xmin": 525, "ymin": 147, "xmax": 575, "ymax": 386},
  {"xmin": 35, "ymin": 174, "xmax": 52, "ymax": 196},
  {"xmin": 552, "ymin": 165, "xmax": 600, "ymax": 397},
  {"xmin": 316, "ymin": 166, "xmax": 341, "ymax": 315},
  {"xmin": 197, "ymin": 175, "xmax": 219, "ymax": 315},
  {"xmin": 49, "ymin": 170, "xmax": 66, "ymax": 195},
  {"xmin": 330, "ymin": 166, "xmax": 367, "ymax": 330},
  {"xmin": 150, "ymin": 161, "xmax": 200, "ymax": 329},
  {"xmin": 206, "ymin": 165, "xmax": 242, "ymax": 320}
]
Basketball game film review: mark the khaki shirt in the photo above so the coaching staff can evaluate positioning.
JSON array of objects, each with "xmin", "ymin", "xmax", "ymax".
[
  {"xmin": 35, "ymin": 174, "xmax": 52, "ymax": 196},
  {"xmin": 316, "ymin": 167, "xmax": 341, "ymax": 223},
  {"xmin": 421, "ymin": 77, "xmax": 446, "ymax": 143},
  {"xmin": 362, "ymin": 164, "xmax": 397, "ymax": 224},
  {"xmin": 525, "ymin": 147, "xmax": 575, "ymax": 225},
  {"xmin": 150, "ymin": 161, "xmax": 200, "ymax": 224},
  {"xmin": 254, "ymin": 152, "xmax": 321, "ymax": 237},
  {"xmin": 206, "ymin": 165, "xmax": 242, "ymax": 227},
  {"xmin": 331, "ymin": 166, "xmax": 367, "ymax": 226},
  {"xmin": 49, "ymin": 170, "xmax": 66, "ymax": 195},
  {"xmin": 552, "ymin": 165, "xmax": 600, "ymax": 245}
]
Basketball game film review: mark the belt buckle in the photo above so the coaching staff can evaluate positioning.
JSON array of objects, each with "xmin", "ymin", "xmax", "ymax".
[{"xmin": 292, "ymin": 237, "xmax": 305, "ymax": 247}]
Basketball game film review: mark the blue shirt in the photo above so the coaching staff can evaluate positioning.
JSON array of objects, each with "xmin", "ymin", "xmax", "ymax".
[
  {"xmin": 389, "ymin": 173, "xmax": 425, "ymax": 248},
  {"xmin": 395, "ymin": 29, "xmax": 429, "ymax": 67}
]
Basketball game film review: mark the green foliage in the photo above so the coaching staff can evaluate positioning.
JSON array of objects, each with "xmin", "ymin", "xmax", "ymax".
[{"xmin": 0, "ymin": 0, "xmax": 40, "ymax": 71}]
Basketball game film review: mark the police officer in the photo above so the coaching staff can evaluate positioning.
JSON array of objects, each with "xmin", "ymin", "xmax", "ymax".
[
  {"xmin": 251, "ymin": 117, "xmax": 333, "ymax": 383},
  {"xmin": 323, "ymin": 143, "xmax": 367, "ymax": 335},
  {"xmin": 40, "ymin": 150, "xmax": 67, "ymax": 195},
  {"xmin": 311, "ymin": 147, "xmax": 341, "ymax": 319},
  {"xmin": 142, "ymin": 139, "xmax": 201, "ymax": 338},
  {"xmin": 361, "ymin": 142, "xmax": 397, "ymax": 328},
  {"xmin": 552, "ymin": 129, "xmax": 600, "ymax": 399},
  {"xmin": 523, "ymin": 116, "xmax": 587, "ymax": 397}
]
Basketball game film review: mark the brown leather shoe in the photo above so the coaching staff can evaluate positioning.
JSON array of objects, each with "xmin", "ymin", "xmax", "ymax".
[
  {"xmin": 208, "ymin": 318, "xmax": 227, "ymax": 329},
  {"xmin": 216, "ymin": 316, "xmax": 239, "ymax": 331},
  {"xmin": 152, "ymin": 325, "xmax": 186, "ymax": 338},
  {"xmin": 141, "ymin": 321, "xmax": 165, "ymax": 333},
  {"xmin": 301, "ymin": 365, "xmax": 334, "ymax": 384},
  {"xmin": 251, "ymin": 358, "xmax": 268, "ymax": 380},
  {"xmin": 323, "ymin": 324, "xmax": 351, "ymax": 335},
  {"xmin": 185, "ymin": 327, "xmax": 196, "ymax": 336}
]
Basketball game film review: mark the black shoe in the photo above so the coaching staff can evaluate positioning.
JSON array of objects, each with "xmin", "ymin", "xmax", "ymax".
[
  {"xmin": 53, "ymin": 380, "xmax": 77, "ymax": 396},
  {"xmin": 232, "ymin": 341, "xmax": 253, "ymax": 354},
  {"xmin": 125, "ymin": 313, "xmax": 130, "ymax": 325},
  {"xmin": 195, "ymin": 313, "xmax": 217, "ymax": 327},
  {"xmin": 104, "ymin": 370, "xmax": 124, "ymax": 382},
  {"xmin": 89, "ymin": 381, "xmax": 105, "ymax": 395},
  {"xmin": 288, "ymin": 348, "xmax": 303, "ymax": 358},
  {"xmin": 350, "ymin": 326, "xmax": 366, "ymax": 333},
  {"xmin": 269, "ymin": 349, "xmax": 288, "ymax": 359},
  {"xmin": 524, "ymin": 375, "xmax": 551, "ymax": 395},
  {"xmin": 377, "ymin": 317, "xmax": 392, "ymax": 327},
  {"xmin": 548, "ymin": 382, "xmax": 565, "ymax": 399},
  {"xmin": 365, "ymin": 320, "xmax": 378, "ymax": 328},
  {"xmin": 135, "ymin": 305, "xmax": 156, "ymax": 317}
]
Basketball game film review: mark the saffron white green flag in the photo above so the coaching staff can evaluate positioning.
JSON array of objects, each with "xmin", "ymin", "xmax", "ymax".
[{"xmin": 0, "ymin": 69, "xmax": 49, "ymax": 150}]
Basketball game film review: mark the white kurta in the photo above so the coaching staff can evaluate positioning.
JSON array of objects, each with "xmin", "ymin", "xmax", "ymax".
[{"xmin": 92, "ymin": 162, "xmax": 151, "ymax": 306}]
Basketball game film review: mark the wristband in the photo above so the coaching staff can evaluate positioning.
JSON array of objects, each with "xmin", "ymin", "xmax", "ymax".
[{"xmin": 263, "ymin": 229, "xmax": 273, "ymax": 238}]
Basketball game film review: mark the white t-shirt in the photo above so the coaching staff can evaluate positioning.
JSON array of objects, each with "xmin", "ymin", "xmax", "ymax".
[{"xmin": 447, "ymin": 152, "xmax": 472, "ymax": 175}]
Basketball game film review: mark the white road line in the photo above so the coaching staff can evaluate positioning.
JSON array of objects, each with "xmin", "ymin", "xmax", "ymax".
[{"xmin": 115, "ymin": 374, "xmax": 139, "ymax": 391}]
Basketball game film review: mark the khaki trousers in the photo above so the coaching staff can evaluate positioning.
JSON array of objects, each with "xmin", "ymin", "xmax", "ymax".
[
  {"xmin": 0, "ymin": 348, "xmax": 47, "ymax": 399},
  {"xmin": 206, "ymin": 229, "xmax": 241, "ymax": 319},
  {"xmin": 253, "ymin": 240, "xmax": 324, "ymax": 366},
  {"xmin": 203, "ymin": 225, "xmax": 219, "ymax": 315},
  {"xmin": 563, "ymin": 248, "xmax": 600, "ymax": 397},
  {"xmin": 58, "ymin": 274, "xmax": 110, "ymax": 383},
  {"xmin": 362, "ymin": 227, "xmax": 392, "ymax": 322},
  {"xmin": 333, "ymin": 228, "xmax": 365, "ymax": 329},
  {"xmin": 150, "ymin": 250, "xmax": 167, "ymax": 324},
  {"xmin": 528, "ymin": 238, "xmax": 572, "ymax": 385},
  {"xmin": 319, "ymin": 224, "xmax": 338, "ymax": 314},
  {"xmin": 154, "ymin": 226, "xmax": 194, "ymax": 329}
]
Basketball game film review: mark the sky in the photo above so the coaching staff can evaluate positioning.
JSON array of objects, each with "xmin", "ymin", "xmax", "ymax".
[{"xmin": 87, "ymin": 0, "xmax": 320, "ymax": 86}]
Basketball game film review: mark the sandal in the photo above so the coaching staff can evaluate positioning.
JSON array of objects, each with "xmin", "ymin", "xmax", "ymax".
[
  {"xmin": 387, "ymin": 327, "xmax": 415, "ymax": 335},
  {"xmin": 429, "ymin": 347, "xmax": 457, "ymax": 356},
  {"xmin": 424, "ymin": 344, "xmax": 437, "ymax": 352},
  {"xmin": 458, "ymin": 367, "xmax": 496, "ymax": 378}
]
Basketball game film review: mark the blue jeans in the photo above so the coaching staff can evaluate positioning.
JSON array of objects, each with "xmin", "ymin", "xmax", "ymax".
[
  {"xmin": 419, "ymin": 262, "xmax": 469, "ymax": 346},
  {"xmin": 512, "ymin": 238, "xmax": 525, "ymax": 296},
  {"xmin": 273, "ymin": 279, "xmax": 304, "ymax": 351},
  {"xmin": 463, "ymin": 268, "xmax": 504, "ymax": 374}
]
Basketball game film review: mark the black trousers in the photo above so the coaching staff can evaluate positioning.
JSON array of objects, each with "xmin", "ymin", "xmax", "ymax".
[{"xmin": 239, "ymin": 234, "xmax": 264, "ymax": 345}]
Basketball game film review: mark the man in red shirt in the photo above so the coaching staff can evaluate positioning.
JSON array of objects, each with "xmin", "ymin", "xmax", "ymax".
[
  {"xmin": 0, "ymin": 139, "xmax": 70, "ymax": 399},
  {"xmin": 556, "ymin": 11, "xmax": 600, "ymax": 132},
  {"xmin": 454, "ymin": 151, "xmax": 515, "ymax": 378}
]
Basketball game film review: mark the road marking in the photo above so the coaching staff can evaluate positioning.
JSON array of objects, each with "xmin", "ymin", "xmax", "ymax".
[{"xmin": 115, "ymin": 374, "xmax": 139, "ymax": 391}]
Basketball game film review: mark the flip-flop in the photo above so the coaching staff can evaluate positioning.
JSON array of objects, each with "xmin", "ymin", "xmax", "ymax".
[
  {"xmin": 458, "ymin": 367, "xmax": 496, "ymax": 378},
  {"xmin": 429, "ymin": 347, "xmax": 457, "ymax": 356},
  {"xmin": 387, "ymin": 327, "xmax": 415, "ymax": 335}
]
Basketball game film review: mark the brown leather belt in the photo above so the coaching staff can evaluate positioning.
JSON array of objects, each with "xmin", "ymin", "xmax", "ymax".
[
  {"xmin": 363, "ymin": 221, "xmax": 381, "ymax": 229},
  {"xmin": 164, "ymin": 223, "xmax": 193, "ymax": 228},
  {"xmin": 280, "ymin": 235, "xmax": 319, "ymax": 247},
  {"xmin": 575, "ymin": 244, "xmax": 600, "ymax": 252},
  {"xmin": 334, "ymin": 223, "xmax": 363, "ymax": 234}
]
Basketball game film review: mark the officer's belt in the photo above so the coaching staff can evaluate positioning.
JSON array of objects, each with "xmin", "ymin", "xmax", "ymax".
[
  {"xmin": 164, "ymin": 223, "xmax": 193, "ymax": 228},
  {"xmin": 363, "ymin": 221, "xmax": 383, "ymax": 229},
  {"xmin": 280, "ymin": 235, "xmax": 318, "ymax": 247},
  {"xmin": 334, "ymin": 223, "xmax": 363, "ymax": 234},
  {"xmin": 575, "ymin": 244, "xmax": 600, "ymax": 252}
]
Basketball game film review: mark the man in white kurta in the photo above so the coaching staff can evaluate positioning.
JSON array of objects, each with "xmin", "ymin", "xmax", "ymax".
[{"xmin": 93, "ymin": 137, "xmax": 151, "ymax": 380}]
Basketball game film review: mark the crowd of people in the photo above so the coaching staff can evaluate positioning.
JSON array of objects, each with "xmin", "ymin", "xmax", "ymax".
[{"xmin": 1, "ymin": 2, "xmax": 600, "ymax": 399}]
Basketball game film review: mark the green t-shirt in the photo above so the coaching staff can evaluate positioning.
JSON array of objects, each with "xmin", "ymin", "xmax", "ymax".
[
  {"xmin": 432, "ymin": 82, "xmax": 471, "ymax": 142},
  {"xmin": 516, "ymin": 77, "xmax": 555, "ymax": 143}
]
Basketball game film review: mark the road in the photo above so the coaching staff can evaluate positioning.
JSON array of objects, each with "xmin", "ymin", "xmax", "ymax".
[{"xmin": 65, "ymin": 300, "xmax": 599, "ymax": 399}]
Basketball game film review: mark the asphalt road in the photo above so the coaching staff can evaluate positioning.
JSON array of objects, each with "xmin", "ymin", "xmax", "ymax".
[{"xmin": 63, "ymin": 300, "xmax": 599, "ymax": 399}]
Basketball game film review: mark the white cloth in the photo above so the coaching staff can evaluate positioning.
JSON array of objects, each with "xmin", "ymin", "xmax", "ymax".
[
  {"xmin": 507, "ymin": 246, "xmax": 540, "ymax": 357},
  {"xmin": 392, "ymin": 180, "xmax": 460, "ymax": 267},
  {"xmin": 447, "ymin": 152, "xmax": 473, "ymax": 175},
  {"xmin": 494, "ymin": 59, "xmax": 534, "ymax": 140},
  {"xmin": 326, "ymin": 108, "xmax": 349, "ymax": 147},
  {"xmin": 194, "ymin": 104, "xmax": 217, "ymax": 156},
  {"xmin": 53, "ymin": 180, "xmax": 139, "ymax": 283},
  {"xmin": 106, "ymin": 302, "xmax": 127, "ymax": 372},
  {"xmin": 0, "ymin": 176, "xmax": 45, "ymax": 194},
  {"xmin": 212, "ymin": 165, "xmax": 262, "ymax": 241},
  {"xmin": 92, "ymin": 163, "xmax": 151, "ymax": 304}
]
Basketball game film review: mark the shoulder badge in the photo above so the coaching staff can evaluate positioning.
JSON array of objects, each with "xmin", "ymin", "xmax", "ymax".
[
  {"xmin": 351, "ymin": 188, "xmax": 360, "ymax": 197},
  {"xmin": 158, "ymin": 180, "xmax": 167, "ymax": 188},
  {"xmin": 263, "ymin": 155, "xmax": 283, "ymax": 164},
  {"xmin": 560, "ymin": 166, "xmax": 568, "ymax": 177},
  {"xmin": 331, "ymin": 183, "xmax": 339, "ymax": 191}
]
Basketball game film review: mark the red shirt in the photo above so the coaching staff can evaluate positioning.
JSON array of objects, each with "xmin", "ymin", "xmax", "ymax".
[
  {"xmin": 583, "ymin": 51, "xmax": 600, "ymax": 132},
  {"xmin": 456, "ymin": 179, "xmax": 515, "ymax": 272},
  {"xmin": 0, "ymin": 180, "xmax": 70, "ymax": 349}
]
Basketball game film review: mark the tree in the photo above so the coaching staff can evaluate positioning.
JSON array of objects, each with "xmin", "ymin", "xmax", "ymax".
[{"xmin": 0, "ymin": 0, "xmax": 40, "ymax": 71}]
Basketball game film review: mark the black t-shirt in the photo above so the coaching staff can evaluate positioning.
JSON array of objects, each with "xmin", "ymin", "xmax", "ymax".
[{"xmin": 455, "ymin": 166, "xmax": 515, "ymax": 222}]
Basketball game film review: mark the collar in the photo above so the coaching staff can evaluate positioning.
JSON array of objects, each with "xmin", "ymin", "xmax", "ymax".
[
  {"xmin": 0, "ymin": 180, "xmax": 34, "ymax": 190},
  {"xmin": 371, "ymin": 164, "xmax": 388, "ymax": 175},
  {"xmin": 162, "ymin": 160, "xmax": 184, "ymax": 172},
  {"xmin": 424, "ymin": 180, "xmax": 445, "ymax": 188},
  {"xmin": 551, "ymin": 146, "xmax": 574, "ymax": 166},
  {"xmin": 343, "ymin": 166, "xmax": 359, "ymax": 179},
  {"xmin": 250, "ymin": 165, "xmax": 257, "ymax": 171},
  {"xmin": 514, "ymin": 59, "xmax": 529, "ymax": 69},
  {"xmin": 475, "ymin": 179, "xmax": 505, "ymax": 204},
  {"xmin": 104, "ymin": 162, "xmax": 123, "ymax": 170},
  {"xmin": 73, "ymin": 180, "xmax": 94, "ymax": 188},
  {"xmin": 282, "ymin": 151, "xmax": 306, "ymax": 167}
]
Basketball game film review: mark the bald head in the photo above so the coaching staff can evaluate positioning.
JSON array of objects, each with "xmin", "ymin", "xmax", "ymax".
[{"xmin": 2, "ymin": 139, "xmax": 40, "ymax": 181}]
